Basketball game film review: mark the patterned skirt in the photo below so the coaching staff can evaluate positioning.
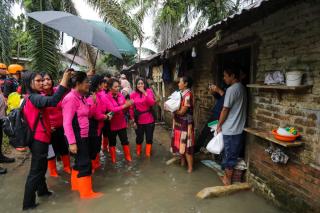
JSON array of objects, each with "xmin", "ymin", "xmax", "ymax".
[{"xmin": 171, "ymin": 115, "xmax": 195, "ymax": 155}]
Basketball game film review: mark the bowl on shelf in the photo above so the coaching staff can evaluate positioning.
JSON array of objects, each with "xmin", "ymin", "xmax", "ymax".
[
  {"xmin": 272, "ymin": 129, "xmax": 300, "ymax": 142},
  {"xmin": 277, "ymin": 127, "xmax": 293, "ymax": 136}
]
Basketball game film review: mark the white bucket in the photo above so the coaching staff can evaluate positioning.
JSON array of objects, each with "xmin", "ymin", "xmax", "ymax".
[{"xmin": 286, "ymin": 71, "xmax": 303, "ymax": 86}]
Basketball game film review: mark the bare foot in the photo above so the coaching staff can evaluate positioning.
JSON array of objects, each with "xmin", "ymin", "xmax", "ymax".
[
  {"xmin": 187, "ymin": 167, "xmax": 193, "ymax": 173},
  {"xmin": 220, "ymin": 175, "xmax": 231, "ymax": 186}
]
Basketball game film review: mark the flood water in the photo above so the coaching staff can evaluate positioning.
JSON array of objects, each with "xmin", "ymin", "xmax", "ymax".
[{"xmin": 0, "ymin": 125, "xmax": 282, "ymax": 213}]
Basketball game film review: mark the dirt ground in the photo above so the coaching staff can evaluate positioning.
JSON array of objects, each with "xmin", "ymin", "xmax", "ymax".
[{"xmin": 0, "ymin": 124, "xmax": 282, "ymax": 213}]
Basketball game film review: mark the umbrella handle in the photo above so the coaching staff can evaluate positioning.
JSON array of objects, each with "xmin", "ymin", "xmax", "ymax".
[{"xmin": 70, "ymin": 41, "xmax": 81, "ymax": 68}]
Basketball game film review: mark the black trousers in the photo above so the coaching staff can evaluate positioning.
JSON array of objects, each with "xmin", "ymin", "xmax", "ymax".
[
  {"xmin": 109, "ymin": 128, "xmax": 129, "ymax": 147},
  {"xmin": 50, "ymin": 127, "xmax": 69, "ymax": 159},
  {"xmin": 102, "ymin": 120, "xmax": 111, "ymax": 140},
  {"xmin": 195, "ymin": 116, "xmax": 215, "ymax": 153},
  {"xmin": 73, "ymin": 137, "xmax": 92, "ymax": 177},
  {"xmin": 89, "ymin": 134, "xmax": 102, "ymax": 160},
  {"xmin": 23, "ymin": 140, "xmax": 49, "ymax": 208},
  {"xmin": 135, "ymin": 123, "xmax": 155, "ymax": 145}
]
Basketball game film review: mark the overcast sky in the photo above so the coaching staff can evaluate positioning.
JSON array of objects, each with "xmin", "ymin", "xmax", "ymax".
[{"xmin": 12, "ymin": 0, "xmax": 156, "ymax": 53}]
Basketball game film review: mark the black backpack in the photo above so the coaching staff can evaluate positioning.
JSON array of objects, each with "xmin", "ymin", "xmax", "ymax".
[{"xmin": 2, "ymin": 96, "xmax": 41, "ymax": 148}]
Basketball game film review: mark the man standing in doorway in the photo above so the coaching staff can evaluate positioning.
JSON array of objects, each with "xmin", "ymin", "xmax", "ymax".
[{"xmin": 217, "ymin": 64, "xmax": 247, "ymax": 186}]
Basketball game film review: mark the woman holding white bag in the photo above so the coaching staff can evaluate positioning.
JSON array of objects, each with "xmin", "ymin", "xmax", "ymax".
[{"xmin": 170, "ymin": 76, "xmax": 194, "ymax": 173}]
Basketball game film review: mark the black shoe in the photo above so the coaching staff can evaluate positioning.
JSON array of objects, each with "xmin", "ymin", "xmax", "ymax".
[
  {"xmin": 22, "ymin": 203, "xmax": 39, "ymax": 211},
  {"xmin": 37, "ymin": 190, "xmax": 53, "ymax": 197},
  {"xmin": 0, "ymin": 167, "xmax": 7, "ymax": 174},
  {"xmin": 0, "ymin": 155, "xmax": 15, "ymax": 163}
]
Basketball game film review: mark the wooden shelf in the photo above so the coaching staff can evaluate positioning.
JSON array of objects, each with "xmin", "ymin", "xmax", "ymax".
[
  {"xmin": 244, "ymin": 127, "xmax": 304, "ymax": 147},
  {"xmin": 246, "ymin": 84, "xmax": 312, "ymax": 91}
]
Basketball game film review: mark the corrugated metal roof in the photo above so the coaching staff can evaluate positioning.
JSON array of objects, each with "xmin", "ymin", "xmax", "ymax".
[
  {"xmin": 122, "ymin": 52, "xmax": 162, "ymax": 72},
  {"xmin": 166, "ymin": 0, "xmax": 271, "ymax": 50}
]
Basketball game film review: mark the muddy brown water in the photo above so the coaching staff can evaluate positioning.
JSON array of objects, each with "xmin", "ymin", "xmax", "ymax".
[{"xmin": 0, "ymin": 126, "xmax": 282, "ymax": 213}]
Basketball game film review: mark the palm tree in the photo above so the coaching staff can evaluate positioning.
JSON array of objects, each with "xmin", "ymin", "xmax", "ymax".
[
  {"xmin": 0, "ymin": 0, "xmax": 14, "ymax": 65},
  {"xmin": 0, "ymin": 0, "xmax": 142, "ymax": 76},
  {"xmin": 122, "ymin": 0, "xmax": 257, "ymax": 52}
]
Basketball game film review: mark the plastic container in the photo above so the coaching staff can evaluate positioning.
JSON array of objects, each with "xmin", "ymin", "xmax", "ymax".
[
  {"xmin": 286, "ymin": 71, "xmax": 303, "ymax": 86},
  {"xmin": 272, "ymin": 130, "xmax": 300, "ymax": 142},
  {"xmin": 207, "ymin": 120, "xmax": 218, "ymax": 127},
  {"xmin": 277, "ymin": 127, "xmax": 293, "ymax": 136}
]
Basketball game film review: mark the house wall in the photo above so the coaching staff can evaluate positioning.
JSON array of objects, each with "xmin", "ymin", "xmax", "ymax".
[
  {"xmin": 128, "ymin": 2, "xmax": 320, "ymax": 211},
  {"xmin": 214, "ymin": 2, "xmax": 320, "ymax": 212}
]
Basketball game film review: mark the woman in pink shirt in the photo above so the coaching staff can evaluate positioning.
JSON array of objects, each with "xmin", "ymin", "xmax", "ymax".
[
  {"xmin": 62, "ymin": 72, "xmax": 103, "ymax": 200},
  {"xmin": 130, "ymin": 78, "xmax": 156, "ymax": 157},
  {"xmin": 22, "ymin": 70, "xmax": 71, "ymax": 211},
  {"xmin": 41, "ymin": 72, "xmax": 71, "ymax": 177},
  {"xmin": 87, "ymin": 75, "xmax": 111, "ymax": 171},
  {"xmin": 105, "ymin": 78, "xmax": 133, "ymax": 163}
]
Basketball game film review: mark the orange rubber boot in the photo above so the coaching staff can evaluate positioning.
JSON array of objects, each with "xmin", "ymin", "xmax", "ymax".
[
  {"xmin": 47, "ymin": 159, "xmax": 59, "ymax": 177},
  {"xmin": 146, "ymin": 144, "xmax": 152, "ymax": 157},
  {"xmin": 136, "ymin": 144, "xmax": 142, "ymax": 157},
  {"xmin": 61, "ymin": 155, "xmax": 71, "ymax": 174},
  {"xmin": 92, "ymin": 154, "xmax": 101, "ymax": 173},
  {"xmin": 78, "ymin": 176, "xmax": 103, "ymax": 199},
  {"xmin": 91, "ymin": 160, "xmax": 95, "ymax": 174},
  {"xmin": 102, "ymin": 137, "xmax": 109, "ymax": 152},
  {"xmin": 71, "ymin": 169, "xmax": 79, "ymax": 191},
  {"xmin": 122, "ymin": 145, "xmax": 132, "ymax": 162},
  {"xmin": 109, "ymin": 146, "xmax": 116, "ymax": 164}
]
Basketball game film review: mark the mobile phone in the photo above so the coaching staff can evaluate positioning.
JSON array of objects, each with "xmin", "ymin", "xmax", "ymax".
[
  {"xmin": 107, "ymin": 112, "xmax": 114, "ymax": 116},
  {"xmin": 66, "ymin": 68, "xmax": 75, "ymax": 72}
]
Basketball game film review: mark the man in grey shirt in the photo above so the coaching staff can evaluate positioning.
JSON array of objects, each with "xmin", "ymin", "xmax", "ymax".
[{"xmin": 217, "ymin": 64, "xmax": 247, "ymax": 185}]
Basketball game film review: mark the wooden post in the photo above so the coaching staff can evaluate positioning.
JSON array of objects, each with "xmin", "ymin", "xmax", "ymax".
[{"xmin": 196, "ymin": 183, "xmax": 251, "ymax": 199}]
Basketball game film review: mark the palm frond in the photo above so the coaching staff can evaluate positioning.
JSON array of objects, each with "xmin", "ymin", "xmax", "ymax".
[
  {"xmin": 85, "ymin": 0, "xmax": 142, "ymax": 41},
  {"xmin": 24, "ymin": 0, "xmax": 60, "ymax": 77},
  {"xmin": 62, "ymin": 0, "xmax": 78, "ymax": 15},
  {"xmin": 79, "ymin": 42, "xmax": 97, "ymax": 69},
  {"xmin": 27, "ymin": 19, "xmax": 60, "ymax": 76},
  {"xmin": 0, "ymin": 0, "xmax": 14, "ymax": 64},
  {"xmin": 193, "ymin": 15, "xmax": 208, "ymax": 33}
]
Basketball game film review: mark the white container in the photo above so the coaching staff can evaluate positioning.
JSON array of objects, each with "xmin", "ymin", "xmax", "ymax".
[
  {"xmin": 286, "ymin": 71, "xmax": 303, "ymax": 86},
  {"xmin": 277, "ymin": 127, "xmax": 293, "ymax": 136}
]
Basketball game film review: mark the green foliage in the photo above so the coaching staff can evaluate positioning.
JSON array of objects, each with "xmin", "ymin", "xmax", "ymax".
[
  {"xmin": 125, "ymin": 0, "xmax": 241, "ymax": 51},
  {"xmin": 0, "ymin": 0, "xmax": 14, "ymax": 65},
  {"xmin": 10, "ymin": 14, "xmax": 33, "ymax": 59},
  {"xmin": 23, "ymin": 0, "xmax": 61, "ymax": 77},
  {"xmin": 101, "ymin": 53, "xmax": 136, "ymax": 71},
  {"xmin": 194, "ymin": 0, "xmax": 236, "ymax": 25}
]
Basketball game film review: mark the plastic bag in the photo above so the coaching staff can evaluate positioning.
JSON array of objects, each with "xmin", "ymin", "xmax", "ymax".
[
  {"xmin": 47, "ymin": 144, "xmax": 55, "ymax": 159},
  {"xmin": 264, "ymin": 71, "xmax": 285, "ymax": 85},
  {"xmin": 206, "ymin": 132, "xmax": 224, "ymax": 154},
  {"xmin": 164, "ymin": 91, "xmax": 181, "ymax": 112}
]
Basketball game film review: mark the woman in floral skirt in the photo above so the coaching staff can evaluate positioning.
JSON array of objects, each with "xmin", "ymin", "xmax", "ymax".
[{"xmin": 171, "ymin": 76, "xmax": 194, "ymax": 173}]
